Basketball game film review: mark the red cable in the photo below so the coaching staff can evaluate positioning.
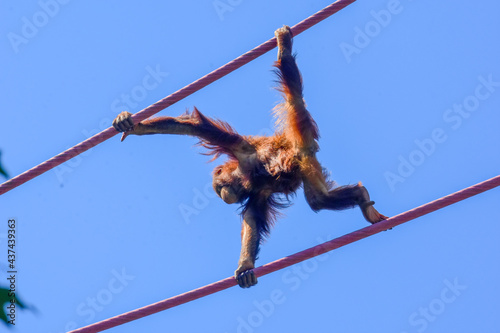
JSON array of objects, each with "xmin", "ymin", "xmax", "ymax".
[
  {"xmin": 69, "ymin": 174, "xmax": 500, "ymax": 332},
  {"xmin": 0, "ymin": 0, "xmax": 356, "ymax": 196}
]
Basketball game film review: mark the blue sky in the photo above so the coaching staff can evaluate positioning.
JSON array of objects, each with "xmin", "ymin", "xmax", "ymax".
[{"xmin": 1, "ymin": 0, "xmax": 499, "ymax": 332}]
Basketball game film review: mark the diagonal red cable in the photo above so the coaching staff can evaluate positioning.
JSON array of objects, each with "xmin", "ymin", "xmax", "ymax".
[
  {"xmin": 69, "ymin": 175, "xmax": 500, "ymax": 332},
  {"xmin": 0, "ymin": 0, "xmax": 356, "ymax": 196}
]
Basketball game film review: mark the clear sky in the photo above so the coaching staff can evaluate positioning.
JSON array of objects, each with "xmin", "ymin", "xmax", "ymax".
[{"xmin": 1, "ymin": 0, "xmax": 499, "ymax": 332}]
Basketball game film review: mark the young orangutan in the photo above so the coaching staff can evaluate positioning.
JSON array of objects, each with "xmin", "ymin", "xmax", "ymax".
[{"xmin": 112, "ymin": 26, "xmax": 387, "ymax": 288}]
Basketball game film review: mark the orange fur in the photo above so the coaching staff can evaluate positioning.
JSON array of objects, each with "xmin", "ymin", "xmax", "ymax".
[{"xmin": 112, "ymin": 26, "xmax": 386, "ymax": 289}]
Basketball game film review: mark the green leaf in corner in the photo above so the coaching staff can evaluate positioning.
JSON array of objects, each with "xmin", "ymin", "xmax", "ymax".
[
  {"xmin": 0, "ymin": 150, "xmax": 9, "ymax": 179},
  {"xmin": 0, "ymin": 287, "xmax": 27, "ymax": 326}
]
